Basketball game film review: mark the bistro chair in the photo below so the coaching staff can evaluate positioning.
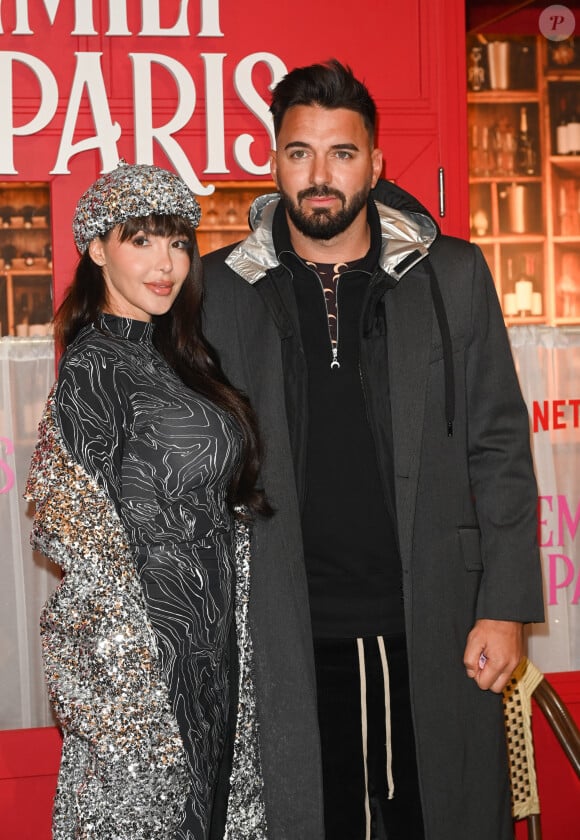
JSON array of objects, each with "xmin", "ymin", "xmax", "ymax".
[{"xmin": 503, "ymin": 657, "xmax": 580, "ymax": 840}]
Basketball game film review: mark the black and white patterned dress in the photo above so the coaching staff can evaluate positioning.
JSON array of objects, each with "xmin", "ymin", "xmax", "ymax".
[{"xmin": 55, "ymin": 313, "xmax": 241, "ymax": 839}]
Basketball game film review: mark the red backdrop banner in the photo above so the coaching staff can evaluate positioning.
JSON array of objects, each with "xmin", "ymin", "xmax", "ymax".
[{"xmin": 0, "ymin": 0, "xmax": 469, "ymax": 305}]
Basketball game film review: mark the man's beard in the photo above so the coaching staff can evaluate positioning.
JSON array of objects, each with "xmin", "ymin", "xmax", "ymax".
[{"xmin": 278, "ymin": 182, "xmax": 371, "ymax": 240}]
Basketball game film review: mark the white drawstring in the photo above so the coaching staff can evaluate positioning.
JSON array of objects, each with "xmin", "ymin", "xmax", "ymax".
[
  {"xmin": 357, "ymin": 636, "xmax": 395, "ymax": 839},
  {"xmin": 377, "ymin": 635, "xmax": 395, "ymax": 799},
  {"xmin": 356, "ymin": 637, "xmax": 372, "ymax": 840}
]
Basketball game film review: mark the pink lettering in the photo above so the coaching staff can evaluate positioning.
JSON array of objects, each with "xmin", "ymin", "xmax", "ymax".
[
  {"xmin": 573, "ymin": 571, "xmax": 580, "ymax": 606},
  {"xmin": 548, "ymin": 553, "xmax": 575, "ymax": 605},
  {"xmin": 557, "ymin": 494, "xmax": 580, "ymax": 545},
  {"xmin": 537, "ymin": 496, "xmax": 554, "ymax": 547}
]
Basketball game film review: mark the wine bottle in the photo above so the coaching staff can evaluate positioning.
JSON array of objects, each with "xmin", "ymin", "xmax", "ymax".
[
  {"xmin": 516, "ymin": 106, "xmax": 537, "ymax": 175},
  {"xmin": 556, "ymin": 96, "xmax": 570, "ymax": 155},
  {"xmin": 567, "ymin": 92, "xmax": 580, "ymax": 155},
  {"xmin": 512, "ymin": 42, "xmax": 535, "ymax": 90}
]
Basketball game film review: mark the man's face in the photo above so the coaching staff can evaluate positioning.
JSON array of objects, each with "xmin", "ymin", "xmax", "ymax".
[{"xmin": 270, "ymin": 105, "xmax": 383, "ymax": 241}]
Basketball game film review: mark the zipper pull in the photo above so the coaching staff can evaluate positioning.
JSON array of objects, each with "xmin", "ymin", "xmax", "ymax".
[{"xmin": 331, "ymin": 347, "xmax": 340, "ymax": 370}]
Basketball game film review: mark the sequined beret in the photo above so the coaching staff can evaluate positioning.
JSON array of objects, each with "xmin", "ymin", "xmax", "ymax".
[{"xmin": 72, "ymin": 161, "xmax": 202, "ymax": 252}]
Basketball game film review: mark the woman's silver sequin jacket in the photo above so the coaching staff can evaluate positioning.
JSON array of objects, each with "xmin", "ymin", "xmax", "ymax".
[{"xmin": 25, "ymin": 393, "xmax": 267, "ymax": 839}]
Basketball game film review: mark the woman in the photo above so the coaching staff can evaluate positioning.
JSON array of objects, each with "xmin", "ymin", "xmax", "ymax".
[{"xmin": 25, "ymin": 162, "xmax": 269, "ymax": 840}]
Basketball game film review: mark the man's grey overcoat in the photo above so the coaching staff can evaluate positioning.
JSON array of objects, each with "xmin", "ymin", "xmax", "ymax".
[{"xmin": 202, "ymin": 180, "xmax": 544, "ymax": 840}]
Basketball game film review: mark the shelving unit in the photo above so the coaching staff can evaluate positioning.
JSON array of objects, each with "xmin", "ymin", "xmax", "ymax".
[
  {"xmin": 467, "ymin": 34, "xmax": 580, "ymax": 325},
  {"xmin": 0, "ymin": 182, "xmax": 53, "ymax": 336},
  {"xmin": 195, "ymin": 181, "xmax": 275, "ymax": 255}
]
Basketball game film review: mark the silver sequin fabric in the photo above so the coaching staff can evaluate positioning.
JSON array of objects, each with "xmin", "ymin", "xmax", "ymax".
[
  {"xmin": 225, "ymin": 520, "xmax": 268, "ymax": 839},
  {"xmin": 26, "ymin": 392, "xmax": 268, "ymax": 839},
  {"xmin": 25, "ymin": 392, "xmax": 190, "ymax": 838},
  {"xmin": 72, "ymin": 161, "xmax": 201, "ymax": 252}
]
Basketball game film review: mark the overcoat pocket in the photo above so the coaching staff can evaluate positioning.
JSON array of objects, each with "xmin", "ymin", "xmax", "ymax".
[{"xmin": 458, "ymin": 526, "xmax": 483, "ymax": 571}]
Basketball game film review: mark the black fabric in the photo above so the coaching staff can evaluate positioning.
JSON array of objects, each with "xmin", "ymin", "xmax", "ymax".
[
  {"xmin": 424, "ymin": 258, "xmax": 455, "ymax": 436},
  {"xmin": 314, "ymin": 635, "xmax": 425, "ymax": 840},
  {"xmin": 270, "ymin": 204, "xmax": 404, "ymax": 639},
  {"xmin": 291, "ymin": 254, "xmax": 403, "ymax": 638},
  {"xmin": 201, "ymin": 184, "xmax": 543, "ymax": 839},
  {"xmin": 208, "ymin": 618, "xmax": 239, "ymax": 839}
]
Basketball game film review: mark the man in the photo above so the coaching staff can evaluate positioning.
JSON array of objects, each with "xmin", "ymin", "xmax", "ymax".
[{"xmin": 202, "ymin": 60, "xmax": 544, "ymax": 840}]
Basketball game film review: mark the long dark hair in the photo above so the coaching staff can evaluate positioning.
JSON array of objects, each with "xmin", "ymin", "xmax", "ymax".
[{"xmin": 54, "ymin": 214, "xmax": 271, "ymax": 518}]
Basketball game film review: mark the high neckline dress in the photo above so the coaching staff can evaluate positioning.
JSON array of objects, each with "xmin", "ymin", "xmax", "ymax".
[{"xmin": 55, "ymin": 313, "xmax": 242, "ymax": 839}]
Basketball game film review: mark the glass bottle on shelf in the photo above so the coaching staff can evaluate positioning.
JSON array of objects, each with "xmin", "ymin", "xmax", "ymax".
[
  {"xmin": 493, "ymin": 118, "xmax": 515, "ymax": 176},
  {"xmin": 556, "ymin": 96, "xmax": 570, "ymax": 155},
  {"xmin": 470, "ymin": 124, "xmax": 480, "ymax": 175},
  {"xmin": 468, "ymin": 45, "xmax": 486, "ymax": 92},
  {"xmin": 516, "ymin": 107, "xmax": 537, "ymax": 175},
  {"xmin": 479, "ymin": 124, "xmax": 492, "ymax": 176},
  {"xmin": 567, "ymin": 94, "xmax": 580, "ymax": 155},
  {"xmin": 512, "ymin": 41, "xmax": 535, "ymax": 89}
]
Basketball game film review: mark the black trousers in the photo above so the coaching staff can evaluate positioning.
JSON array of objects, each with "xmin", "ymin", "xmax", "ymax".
[{"xmin": 313, "ymin": 635, "xmax": 425, "ymax": 840}]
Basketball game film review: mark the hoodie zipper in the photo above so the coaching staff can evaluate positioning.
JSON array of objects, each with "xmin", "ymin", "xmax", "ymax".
[{"xmin": 305, "ymin": 262, "xmax": 341, "ymax": 370}]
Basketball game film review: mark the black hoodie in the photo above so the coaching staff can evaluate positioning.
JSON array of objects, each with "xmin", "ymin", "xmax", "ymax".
[{"xmin": 272, "ymin": 193, "xmax": 406, "ymax": 639}]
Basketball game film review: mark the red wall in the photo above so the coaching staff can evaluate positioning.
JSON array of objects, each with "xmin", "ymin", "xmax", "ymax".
[
  {"xmin": 0, "ymin": 0, "xmax": 469, "ymax": 309},
  {"xmin": 14, "ymin": 3, "xmax": 578, "ymax": 836}
]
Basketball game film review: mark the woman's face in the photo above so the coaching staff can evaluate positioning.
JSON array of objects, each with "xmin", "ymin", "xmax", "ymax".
[{"xmin": 88, "ymin": 225, "xmax": 191, "ymax": 321}]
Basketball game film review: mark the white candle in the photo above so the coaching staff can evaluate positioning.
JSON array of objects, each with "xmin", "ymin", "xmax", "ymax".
[
  {"xmin": 515, "ymin": 278, "xmax": 533, "ymax": 312},
  {"xmin": 531, "ymin": 292, "xmax": 543, "ymax": 315},
  {"xmin": 503, "ymin": 292, "xmax": 518, "ymax": 316}
]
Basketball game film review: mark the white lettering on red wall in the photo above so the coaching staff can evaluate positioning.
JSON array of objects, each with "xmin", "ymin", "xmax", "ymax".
[
  {"xmin": 1, "ymin": 0, "xmax": 223, "ymax": 37},
  {"xmin": 0, "ymin": 0, "xmax": 287, "ymax": 191}
]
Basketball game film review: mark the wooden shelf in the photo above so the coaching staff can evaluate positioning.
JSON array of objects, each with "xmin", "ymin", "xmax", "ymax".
[
  {"xmin": 550, "ymin": 155, "xmax": 580, "ymax": 174},
  {"xmin": 467, "ymin": 91, "xmax": 539, "ymax": 105},
  {"xmin": 467, "ymin": 35, "xmax": 580, "ymax": 324},
  {"xmin": 195, "ymin": 180, "xmax": 275, "ymax": 255},
  {"xmin": 0, "ymin": 181, "xmax": 53, "ymax": 335}
]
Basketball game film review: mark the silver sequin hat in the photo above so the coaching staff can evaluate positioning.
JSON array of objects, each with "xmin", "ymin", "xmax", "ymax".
[{"xmin": 72, "ymin": 160, "xmax": 202, "ymax": 252}]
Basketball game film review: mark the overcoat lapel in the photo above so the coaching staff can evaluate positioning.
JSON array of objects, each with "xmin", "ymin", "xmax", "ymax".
[{"xmin": 386, "ymin": 262, "xmax": 433, "ymax": 568}]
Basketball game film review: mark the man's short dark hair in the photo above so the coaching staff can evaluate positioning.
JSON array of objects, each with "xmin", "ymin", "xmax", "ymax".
[{"xmin": 269, "ymin": 59, "xmax": 377, "ymax": 142}]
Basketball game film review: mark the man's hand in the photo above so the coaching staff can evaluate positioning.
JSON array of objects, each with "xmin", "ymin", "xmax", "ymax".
[{"xmin": 463, "ymin": 619, "xmax": 523, "ymax": 693}]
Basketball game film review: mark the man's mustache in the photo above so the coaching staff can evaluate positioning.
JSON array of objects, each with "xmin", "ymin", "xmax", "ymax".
[{"xmin": 297, "ymin": 186, "xmax": 346, "ymax": 203}]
